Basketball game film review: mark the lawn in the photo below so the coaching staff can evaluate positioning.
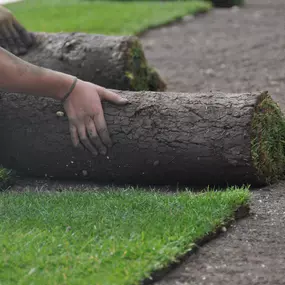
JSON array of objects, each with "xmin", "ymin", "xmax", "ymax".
[
  {"xmin": 5, "ymin": 0, "xmax": 211, "ymax": 35},
  {"xmin": 0, "ymin": 187, "xmax": 250, "ymax": 285}
]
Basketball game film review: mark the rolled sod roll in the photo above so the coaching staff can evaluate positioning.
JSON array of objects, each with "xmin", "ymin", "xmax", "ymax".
[
  {"xmin": 0, "ymin": 90, "xmax": 284, "ymax": 187},
  {"xmin": 209, "ymin": 0, "xmax": 244, "ymax": 8},
  {"xmin": 19, "ymin": 32, "xmax": 166, "ymax": 91}
]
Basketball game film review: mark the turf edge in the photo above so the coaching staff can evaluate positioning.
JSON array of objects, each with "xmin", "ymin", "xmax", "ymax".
[
  {"xmin": 141, "ymin": 202, "xmax": 250, "ymax": 285},
  {"xmin": 135, "ymin": 3, "xmax": 212, "ymax": 38},
  {"xmin": 251, "ymin": 91, "xmax": 285, "ymax": 185}
]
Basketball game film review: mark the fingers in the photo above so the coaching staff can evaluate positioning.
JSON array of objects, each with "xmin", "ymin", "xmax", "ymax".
[
  {"xmin": 6, "ymin": 22, "xmax": 28, "ymax": 55},
  {"xmin": 93, "ymin": 111, "xmax": 112, "ymax": 149},
  {"xmin": 77, "ymin": 124, "xmax": 98, "ymax": 157},
  {"xmin": 69, "ymin": 115, "xmax": 111, "ymax": 157},
  {"xmin": 67, "ymin": 83, "xmax": 126, "ymax": 156},
  {"xmin": 0, "ymin": 6, "xmax": 34, "ymax": 54},
  {"xmin": 0, "ymin": 23, "xmax": 18, "ymax": 54},
  {"xmin": 86, "ymin": 117, "xmax": 107, "ymax": 155},
  {"xmin": 0, "ymin": 34, "xmax": 8, "ymax": 50},
  {"xmin": 13, "ymin": 20, "xmax": 35, "ymax": 48},
  {"xmin": 69, "ymin": 124, "xmax": 82, "ymax": 149},
  {"xmin": 1, "ymin": 22, "xmax": 35, "ymax": 55},
  {"xmin": 98, "ymin": 87, "xmax": 129, "ymax": 106},
  {"xmin": 0, "ymin": 20, "xmax": 32, "ymax": 55}
]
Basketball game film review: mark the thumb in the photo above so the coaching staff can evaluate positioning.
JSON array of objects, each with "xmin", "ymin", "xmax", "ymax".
[{"xmin": 98, "ymin": 87, "xmax": 130, "ymax": 106}]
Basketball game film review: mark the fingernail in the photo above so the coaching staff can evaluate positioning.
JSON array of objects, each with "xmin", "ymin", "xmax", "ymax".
[{"xmin": 120, "ymin": 98, "xmax": 130, "ymax": 104}]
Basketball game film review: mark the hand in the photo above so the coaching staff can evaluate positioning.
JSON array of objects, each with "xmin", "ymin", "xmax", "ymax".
[
  {"xmin": 63, "ymin": 79, "xmax": 129, "ymax": 156},
  {"xmin": 0, "ymin": 6, "xmax": 35, "ymax": 55}
]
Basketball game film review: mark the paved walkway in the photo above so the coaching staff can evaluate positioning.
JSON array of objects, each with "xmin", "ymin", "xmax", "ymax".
[{"xmin": 139, "ymin": 1, "xmax": 285, "ymax": 284}]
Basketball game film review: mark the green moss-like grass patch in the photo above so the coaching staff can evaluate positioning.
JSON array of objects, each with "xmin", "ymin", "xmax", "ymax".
[
  {"xmin": 0, "ymin": 167, "xmax": 14, "ymax": 191},
  {"xmin": 125, "ymin": 39, "xmax": 166, "ymax": 91},
  {"xmin": 251, "ymin": 91, "xmax": 285, "ymax": 184},
  {"xmin": 0, "ymin": 187, "xmax": 250, "ymax": 285}
]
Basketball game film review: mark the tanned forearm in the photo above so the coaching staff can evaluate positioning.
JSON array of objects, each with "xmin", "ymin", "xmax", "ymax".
[{"xmin": 0, "ymin": 47, "xmax": 74, "ymax": 101}]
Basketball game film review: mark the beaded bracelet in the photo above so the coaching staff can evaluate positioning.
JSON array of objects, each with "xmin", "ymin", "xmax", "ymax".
[{"xmin": 61, "ymin": 77, "xmax": 78, "ymax": 103}]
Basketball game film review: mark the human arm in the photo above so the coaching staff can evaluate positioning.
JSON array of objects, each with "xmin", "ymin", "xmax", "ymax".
[
  {"xmin": 0, "ymin": 47, "xmax": 129, "ymax": 156},
  {"xmin": 0, "ymin": 6, "xmax": 35, "ymax": 55}
]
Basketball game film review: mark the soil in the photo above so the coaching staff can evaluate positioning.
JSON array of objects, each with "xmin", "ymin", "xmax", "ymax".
[
  {"xmin": 4, "ymin": 0, "xmax": 285, "ymax": 284},
  {"xmin": 138, "ymin": 0, "xmax": 285, "ymax": 284},
  {"xmin": 151, "ymin": 183, "xmax": 285, "ymax": 285},
  {"xmin": 140, "ymin": 0, "xmax": 285, "ymax": 112}
]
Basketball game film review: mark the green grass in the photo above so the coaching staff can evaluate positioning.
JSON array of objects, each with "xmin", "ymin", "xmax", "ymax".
[
  {"xmin": 251, "ymin": 92, "xmax": 285, "ymax": 184},
  {"xmin": 0, "ymin": 187, "xmax": 250, "ymax": 285},
  {"xmin": 5, "ymin": 0, "xmax": 211, "ymax": 35},
  {"xmin": 0, "ymin": 167, "xmax": 14, "ymax": 191}
]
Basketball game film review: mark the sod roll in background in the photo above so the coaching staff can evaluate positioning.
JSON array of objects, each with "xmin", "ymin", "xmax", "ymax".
[
  {"xmin": 80, "ymin": 0, "xmax": 244, "ymax": 8},
  {"xmin": 208, "ymin": 0, "xmax": 244, "ymax": 7},
  {"xmin": 18, "ymin": 32, "xmax": 166, "ymax": 92},
  {"xmin": 0, "ymin": 90, "xmax": 283, "ymax": 187}
]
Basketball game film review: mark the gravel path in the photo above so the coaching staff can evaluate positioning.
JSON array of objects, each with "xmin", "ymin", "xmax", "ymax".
[
  {"xmin": 153, "ymin": 183, "xmax": 285, "ymax": 285},
  {"xmin": 141, "ymin": 0, "xmax": 285, "ymax": 111},
  {"xmin": 139, "ymin": 1, "xmax": 285, "ymax": 284}
]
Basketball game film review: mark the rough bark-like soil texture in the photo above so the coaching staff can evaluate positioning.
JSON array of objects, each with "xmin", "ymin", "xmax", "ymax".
[
  {"xmin": 1, "ymin": 89, "xmax": 281, "ymax": 187},
  {"xmin": 20, "ymin": 32, "xmax": 165, "ymax": 91},
  {"xmin": 138, "ymin": 0, "xmax": 285, "ymax": 284}
]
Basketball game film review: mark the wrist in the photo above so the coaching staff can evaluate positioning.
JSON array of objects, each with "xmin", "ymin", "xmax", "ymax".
[
  {"xmin": 60, "ymin": 77, "xmax": 78, "ymax": 104},
  {"xmin": 48, "ymin": 71, "xmax": 77, "ymax": 101}
]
